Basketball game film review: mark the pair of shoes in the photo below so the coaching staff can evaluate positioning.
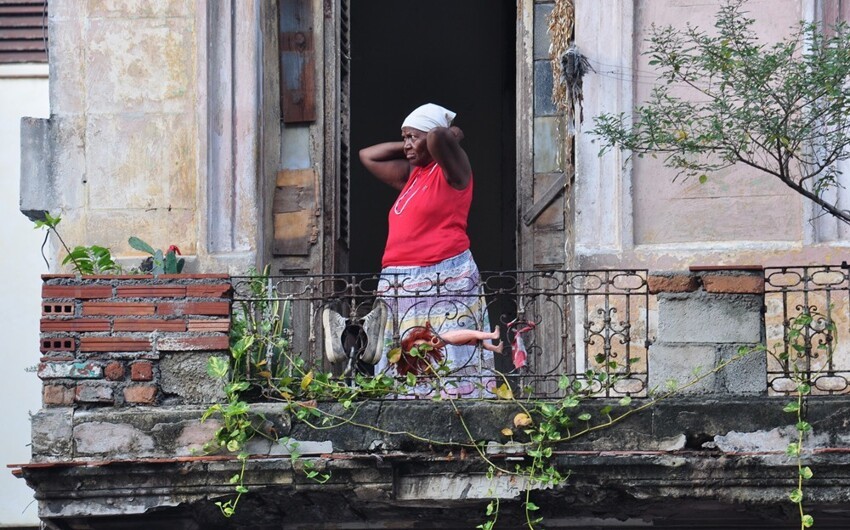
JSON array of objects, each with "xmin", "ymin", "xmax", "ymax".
[
  {"xmin": 359, "ymin": 300, "xmax": 387, "ymax": 365},
  {"xmin": 322, "ymin": 300, "xmax": 387, "ymax": 365},
  {"xmin": 322, "ymin": 308, "xmax": 348, "ymax": 363}
]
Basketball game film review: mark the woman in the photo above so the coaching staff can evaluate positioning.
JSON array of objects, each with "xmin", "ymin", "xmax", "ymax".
[{"xmin": 359, "ymin": 103, "xmax": 496, "ymax": 397}]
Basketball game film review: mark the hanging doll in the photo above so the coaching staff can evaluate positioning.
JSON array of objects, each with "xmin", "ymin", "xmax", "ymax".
[{"xmin": 392, "ymin": 322, "xmax": 503, "ymax": 376}]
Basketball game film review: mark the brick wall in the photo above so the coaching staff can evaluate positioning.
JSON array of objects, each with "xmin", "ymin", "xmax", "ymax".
[{"xmin": 38, "ymin": 274, "xmax": 232, "ymax": 407}]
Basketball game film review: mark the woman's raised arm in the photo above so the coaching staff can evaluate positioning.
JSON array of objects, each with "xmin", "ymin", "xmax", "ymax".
[
  {"xmin": 359, "ymin": 142, "xmax": 410, "ymax": 191},
  {"xmin": 427, "ymin": 126, "xmax": 472, "ymax": 190}
]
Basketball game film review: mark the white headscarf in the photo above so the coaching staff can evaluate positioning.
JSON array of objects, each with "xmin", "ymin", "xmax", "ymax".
[{"xmin": 401, "ymin": 103, "xmax": 456, "ymax": 133}]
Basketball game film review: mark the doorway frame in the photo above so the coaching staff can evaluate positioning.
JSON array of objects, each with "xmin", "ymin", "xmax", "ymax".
[{"xmin": 320, "ymin": 0, "xmax": 535, "ymax": 275}]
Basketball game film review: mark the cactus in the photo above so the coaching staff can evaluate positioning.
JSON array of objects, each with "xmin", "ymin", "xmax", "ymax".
[{"xmin": 129, "ymin": 236, "xmax": 185, "ymax": 275}]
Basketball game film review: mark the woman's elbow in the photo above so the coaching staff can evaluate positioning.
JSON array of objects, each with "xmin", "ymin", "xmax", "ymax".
[{"xmin": 358, "ymin": 148, "xmax": 372, "ymax": 165}]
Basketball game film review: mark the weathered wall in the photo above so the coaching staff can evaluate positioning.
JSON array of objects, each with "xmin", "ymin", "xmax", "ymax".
[
  {"xmin": 648, "ymin": 269, "xmax": 766, "ymax": 394},
  {"xmin": 20, "ymin": 1, "xmax": 282, "ymax": 275},
  {"xmin": 574, "ymin": 0, "xmax": 850, "ymax": 269},
  {"xmin": 631, "ymin": 0, "xmax": 804, "ymax": 247},
  {"xmin": 38, "ymin": 0, "xmax": 200, "ymax": 259}
]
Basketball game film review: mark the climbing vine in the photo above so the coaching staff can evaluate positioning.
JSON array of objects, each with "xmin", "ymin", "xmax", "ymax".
[
  {"xmin": 773, "ymin": 310, "xmax": 838, "ymax": 530},
  {"xmin": 201, "ymin": 269, "xmax": 826, "ymax": 528}
]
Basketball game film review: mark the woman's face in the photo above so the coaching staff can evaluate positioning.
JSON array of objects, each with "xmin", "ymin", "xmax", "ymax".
[{"xmin": 401, "ymin": 127, "xmax": 433, "ymax": 167}]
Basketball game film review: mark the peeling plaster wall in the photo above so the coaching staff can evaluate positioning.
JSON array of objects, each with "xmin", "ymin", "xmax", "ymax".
[
  {"xmin": 573, "ymin": 0, "xmax": 850, "ymax": 269},
  {"xmin": 20, "ymin": 1, "xmax": 280, "ymax": 275},
  {"xmin": 42, "ymin": 0, "xmax": 201, "ymax": 263},
  {"xmin": 631, "ymin": 0, "xmax": 804, "ymax": 248}
]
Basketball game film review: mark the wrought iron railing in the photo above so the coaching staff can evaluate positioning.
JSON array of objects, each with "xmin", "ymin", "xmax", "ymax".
[
  {"xmin": 231, "ymin": 270, "xmax": 652, "ymax": 399},
  {"xmin": 765, "ymin": 264, "xmax": 850, "ymax": 395}
]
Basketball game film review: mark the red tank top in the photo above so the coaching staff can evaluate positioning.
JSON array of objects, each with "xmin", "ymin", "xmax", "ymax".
[{"xmin": 382, "ymin": 161, "xmax": 472, "ymax": 267}]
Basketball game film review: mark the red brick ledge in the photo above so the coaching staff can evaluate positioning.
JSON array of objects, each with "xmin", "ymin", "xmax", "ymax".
[
  {"xmin": 42, "ymin": 273, "xmax": 231, "ymax": 280},
  {"xmin": 701, "ymin": 273, "xmax": 765, "ymax": 294},
  {"xmin": 647, "ymin": 273, "xmax": 699, "ymax": 294},
  {"xmin": 650, "ymin": 268, "xmax": 765, "ymax": 295}
]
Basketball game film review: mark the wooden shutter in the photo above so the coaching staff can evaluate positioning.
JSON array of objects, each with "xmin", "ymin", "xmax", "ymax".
[
  {"xmin": 0, "ymin": 1, "xmax": 48, "ymax": 64},
  {"xmin": 279, "ymin": 0, "xmax": 315, "ymax": 122}
]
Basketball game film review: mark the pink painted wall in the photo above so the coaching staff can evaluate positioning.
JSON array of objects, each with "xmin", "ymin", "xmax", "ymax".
[{"xmin": 632, "ymin": 0, "xmax": 804, "ymax": 246}]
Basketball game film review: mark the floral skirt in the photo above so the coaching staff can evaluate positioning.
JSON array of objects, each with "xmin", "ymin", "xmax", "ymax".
[{"xmin": 376, "ymin": 250, "xmax": 495, "ymax": 397}]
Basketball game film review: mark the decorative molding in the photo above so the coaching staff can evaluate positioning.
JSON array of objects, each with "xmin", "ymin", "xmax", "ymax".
[
  {"xmin": 203, "ymin": 1, "xmax": 261, "ymax": 257},
  {"xmin": 573, "ymin": 0, "xmax": 633, "ymax": 257}
]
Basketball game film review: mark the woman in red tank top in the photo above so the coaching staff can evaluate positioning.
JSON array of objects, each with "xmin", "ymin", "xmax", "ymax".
[{"xmin": 358, "ymin": 103, "xmax": 498, "ymax": 397}]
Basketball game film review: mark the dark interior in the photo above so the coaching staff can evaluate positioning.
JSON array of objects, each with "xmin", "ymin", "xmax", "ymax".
[{"xmin": 349, "ymin": 0, "xmax": 516, "ymax": 274}]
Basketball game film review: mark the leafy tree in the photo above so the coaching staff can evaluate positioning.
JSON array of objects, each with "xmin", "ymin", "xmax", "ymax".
[{"xmin": 592, "ymin": 0, "xmax": 850, "ymax": 225}]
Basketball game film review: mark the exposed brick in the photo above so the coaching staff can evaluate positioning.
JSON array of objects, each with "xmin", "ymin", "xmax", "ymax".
[
  {"xmin": 42, "ymin": 303, "xmax": 75, "ymax": 316},
  {"xmin": 124, "ymin": 385, "xmax": 157, "ymax": 404},
  {"xmin": 702, "ymin": 274, "xmax": 765, "ymax": 294},
  {"xmin": 42, "ymin": 285, "xmax": 112, "ymax": 299},
  {"xmin": 81, "ymin": 274, "xmax": 154, "ymax": 280},
  {"xmin": 157, "ymin": 336, "xmax": 230, "ymax": 351},
  {"xmin": 40, "ymin": 318, "xmax": 111, "ymax": 332},
  {"xmin": 82, "ymin": 302, "xmax": 156, "ymax": 316},
  {"xmin": 104, "ymin": 361, "xmax": 125, "ymax": 381},
  {"xmin": 186, "ymin": 319, "xmax": 231, "ymax": 332},
  {"xmin": 113, "ymin": 319, "xmax": 187, "ymax": 332},
  {"xmin": 156, "ymin": 301, "xmax": 230, "ymax": 316},
  {"xmin": 75, "ymin": 384, "xmax": 114, "ymax": 403},
  {"xmin": 40, "ymin": 337, "xmax": 76, "ymax": 353},
  {"xmin": 80, "ymin": 337, "xmax": 152, "ymax": 352},
  {"xmin": 38, "ymin": 361, "xmax": 102, "ymax": 379},
  {"xmin": 689, "ymin": 265, "xmax": 763, "ymax": 272},
  {"xmin": 186, "ymin": 284, "xmax": 232, "ymax": 298},
  {"xmin": 159, "ymin": 273, "xmax": 230, "ymax": 279},
  {"xmin": 116, "ymin": 285, "xmax": 187, "ymax": 298},
  {"xmin": 43, "ymin": 384, "xmax": 75, "ymax": 406},
  {"xmin": 647, "ymin": 274, "xmax": 699, "ymax": 294},
  {"xmin": 130, "ymin": 361, "xmax": 154, "ymax": 381}
]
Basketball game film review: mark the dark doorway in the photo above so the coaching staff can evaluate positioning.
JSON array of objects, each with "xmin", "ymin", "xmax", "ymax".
[{"xmin": 348, "ymin": 0, "xmax": 516, "ymax": 274}]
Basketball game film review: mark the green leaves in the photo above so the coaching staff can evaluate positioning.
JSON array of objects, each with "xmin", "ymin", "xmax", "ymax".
[
  {"xmin": 789, "ymin": 488, "xmax": 803, "ymax": 503},
  {"xmin": 786, "ymin": 442, "xmax": 801, "ymax": 457},
  {"xmin": 591, "ymin": 0, "xmax": 850, "ymax": 226},
  {"xmin": 61, "ymin": 245, "xmax": 121, "ymax": 275},
  {"xmin": 207, "ymin": 356, "xmax": 230, "ymax": 380},
  {"xmin": 33, "ymin": 211, "xmax": 61, "ymax": 230}
]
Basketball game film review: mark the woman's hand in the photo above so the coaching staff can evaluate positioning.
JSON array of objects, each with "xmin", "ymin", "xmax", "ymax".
[{"xmin": 449, "ymin": 126, "xmax": 464, "ymax": 142}]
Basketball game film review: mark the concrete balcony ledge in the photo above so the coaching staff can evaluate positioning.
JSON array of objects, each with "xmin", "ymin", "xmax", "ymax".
[
  {"xmin": 15, "ymin": 397, "xmax": 850, "ymax": 528},
  {"xmin": 29, "ymin": 396, "xmax": 850, "ymax": 462}
]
